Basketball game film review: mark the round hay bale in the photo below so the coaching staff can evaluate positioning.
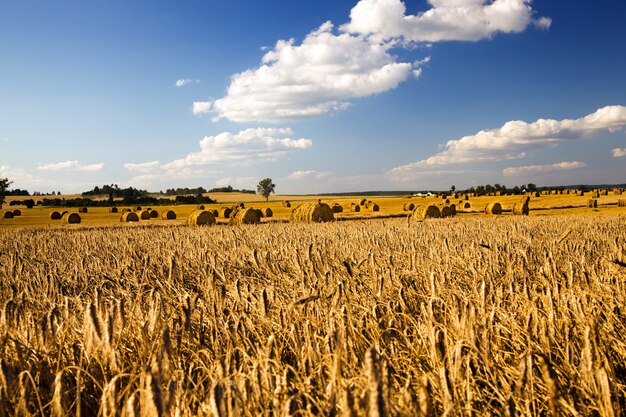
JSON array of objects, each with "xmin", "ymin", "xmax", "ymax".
[
  {"xmin": 459, "ymin": 202, "xmax": 471, "ymax": 209},
  {"xmin": 139, "ymin": 210, "xmax": 151, "ymax": 220},
  {"xmin": 135, "ymin": 206, "xmax": 142, "ymax": 211},
  {"xmin": 109, "ymin": 207, "xmax": 118, "ymax": 213},
  {"xmin": 441, "ymin": 204, "xmax": 456, "ymax": 218},
  {"xmin": 62, "ymin": 212, "xmax": 81, "ymax": 224},
  {"xmin": 444, "ymin": 198, "xmax": 450, "ymax": 204},
  {"xmin": 197, "ymin": 205, "xmax": 205, "ymax": 210},
  {"xmin": 123, "ymin": 208, "xmax": 132, "ymax": 212},
  {"xmin": 359, "ymin": 198, "xmax": 367, "ymax": 206},
  {"xmin": 3, "ymin": 211, "xmax": 14, "ymax": 219},
  {"xmin": 219, "ymin": 207, "xmax": 232, "ymax": 218},
  {"xmin": 403, "ymin": 202, "xmax": 415, "ymax": 211},
  {"xmin": 255, "ymin": 208, "xmax": 264, "ymax": 218},
  {"xmin": 587, "ymin": 199, "xmax": 598, "ymax": 208},
  {"xmin": 349, "ymin": 203, "xmax": 361, "ymax": 212},
  {"xmin": 617, "ymin": 199, "xmax": 625, "ymax": 207},
  {"xmin": 512, "ymin": 202, "xmax": 529, "ymax": 215},
  {"xmin": 78, "ymin": 207, "xmax": 88, "ymax": 213},
  {"xmin": 412, "ymin": 205, "xmax": 441, "ymax": 219},
  {"xmin": 50, "ymin": 211, "xmax": 62, "ymax": 220},
  {"xmin": 291, "ymin": 202, "xmax": 334, "ymax": 223},
  {"xmin": 519, "ymin": 196, "xmax": 531, "ymax": 205},
  {"xmin": 534, "ymin": 192, "xmax": 540, "ymax": 197},
  {"xmin": 149, "ymin": 209, "xmax": 158, "ymax": 218},
  {"xmin": 211, "ymin": 209, "xmax": 218, "ymax": 217},
  {"xmin": 368, "ymin": 203, "xmax": 380, "ymax": 212},
  {"xmin": 230, "ymin": 208, "xmax": 262, "ymax": 225},
  {"xmin": 485, "ymin": 202, "xmax": 502, "ymax": 215},
  {"xmin": 264, "ymin": 207, "xmax": 273, "ymax": 217},
  {"xmin": 121, "ymin": 212, "xmax": 139, "ymax": 222},
  {"xmin": 12, "ymin": 209, "xmax": 21, "ymax": 216},
  {"xmin": 332, "ymin": 204, "xmax": 343, "ymax": 213},
  {"xmin": 187, "ymin": 210, "xmax": 216, "ymax": 226},
  {"xmin": 162, "ymin": 210, "xmax": 176, "ymax": 220},
  {"xmin": 283, "ymin": 201, "xmax": 291, "ymax": 208}
]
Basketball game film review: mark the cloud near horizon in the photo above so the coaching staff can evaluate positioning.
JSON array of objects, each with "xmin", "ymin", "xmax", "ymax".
[
  {"xmin": 197, "ymin": 0, "xmax": 549, "ymax": 123},
  {"xmin": 611, "ymin": 148, "xmax": 626, "ymax": 157},
  {"xmin": 38, "ymin": 160, "xmax": 105, "ymax": 172},
  {"xmin": 176, "ymin": 78, "xmax": 199, "ymax": 87},
  {"xmin": 288, "ymin": 170, "xmax": 332, "ymax": 180},
  {"xmin": 390, "ymin": 105, "xmax": 626, "ymax": 175},
  {"xmin": 502, "ymin": 161, "xmax": 586, "ymax": 177}
]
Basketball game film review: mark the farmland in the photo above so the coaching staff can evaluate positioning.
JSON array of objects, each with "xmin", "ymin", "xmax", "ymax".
[{"xmin": 1, "ymin": 193, "xmax": 625, "ymax": 415}]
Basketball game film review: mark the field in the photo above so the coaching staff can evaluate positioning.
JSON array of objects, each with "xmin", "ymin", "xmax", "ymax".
[{"xmin": 1, "ymin": 205, "xmax": 625, "ymax": 415}]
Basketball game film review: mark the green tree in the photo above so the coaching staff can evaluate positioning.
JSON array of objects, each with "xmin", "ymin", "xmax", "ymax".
[
  {"xmin": 257, "ymin": 178, "xmax": 276, "ymax": 201},
  {"xmin": 0, "ymin": 177, "xmax": 13, "ymax": 209}
]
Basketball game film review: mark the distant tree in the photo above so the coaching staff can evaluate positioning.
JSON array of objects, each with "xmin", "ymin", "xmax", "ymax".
[
  {"xmin": 527, "ymin": 183, "xmax": 537, "ymax": 192},
  {"xmin": 450, "ymin": 185, "xmax": 456, "ymax": 193},
  {"xmin": 257, "ymin": 178, "xmax": 276, "ymax": 201},
  {"xmin": 0, "ymin": 177, "xmax": 13, "ymax": 208}
]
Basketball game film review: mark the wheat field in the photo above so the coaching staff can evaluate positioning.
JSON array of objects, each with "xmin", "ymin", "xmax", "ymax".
[{"xmin": 1, "ymin": 214, "xmax": 625, "ymax": 416}]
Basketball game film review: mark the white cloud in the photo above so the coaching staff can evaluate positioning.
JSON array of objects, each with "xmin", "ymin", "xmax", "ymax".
[
  {"xmin": 124, "ymin": 128, "xmax": 311, "ymax": 179},
  {"xmin": 391, "ymin": 105, "xmax": 626, "ymax": 174},
  {"xmin": 38, "ymin": 160, "xmax": 104, "ymax": 172},
  {"xmin": 343, "ymin": 0, "xmax": 550, "ymax": 43},
  {"xmin": 198, "ymin": 0, "xmax": 547, "ymax": 123},
  {"xmin": 176, "ymin": 79, "xmax": 199, "ymax": 87},
  {"xmin": 502, "ymin": 161, "xmax": 586, "ymax": 177},
  {"xmin": 288, "ymin": 170, "xmax": 332, "ymax": 180},
  {"xmin": 193, "ymin": 101, "xmax": 212, "ymax": 115},
  {"xmin": 611, "ymin": 148, "xmax": 626, "ymax": 158},
  {"xmin": 215, "ymin": 177, "xmax": 257, "ymax": 189}
]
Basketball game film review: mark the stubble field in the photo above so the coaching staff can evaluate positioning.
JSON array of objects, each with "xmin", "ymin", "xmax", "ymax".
[{"xmin": 1, "ymin": 212, "xmax": 625, "ymax": 416}]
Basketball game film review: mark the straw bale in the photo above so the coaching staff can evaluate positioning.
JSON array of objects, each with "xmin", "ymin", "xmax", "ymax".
[
  {"xmin": 359, "ymin": 199, "xmax": 367, "ymax": 206},
  {"xmin": 50, "ymin": 211, "xmax": 62, "ymax": 220},
  {"xmin": 78, "ymin": 207, "xmax": 88, "ymax": 213},
  {"xmin": 367, "ymin": 203, "xmax": 380, "ymax": 211},
  {"xmin": 441, "ymin": 204, "xmax": 456, "ymax": 218},
  {"xmin": 587, "ymin": 199, "xmax": 598, "ymax": 208},
  {"xmin": 219, "ymin": 207, "xmax": 233, "ymax": 218},
  {"xmin": 413, "ymin": 205, "xmax": 441, "ymax": 219},
  {"xmin": 512, "ymin": 202, "xmax": 529, "ymax": 215},
  {"xmin": 485, "ymin": 202, "xmax": 502, "ymax": 215},
  {"xmin": 3, "ymin": 211, "xmax": 14, "ymax": 219},
  {"xmin": 121, "ymin": 212, "xmax": 139, "ymax": 222},
  {"xmin": 109, "ymin": 207, "xmax": 118, "ymax": 213},
  {"xmin": 264, "ymin": 208, "xmax": 273, "ymax": 217},
  {"xmin": 187, "ymin": 210, "xmax": 216, "ymax": 226},
  {"xmin": 349, "ymin": 203, "xmax": 361, "ymax": 212},
  {"xmin": 149, "ymin": 210, "xmax": 158, "ymax": 218},
  {"xmin": 197, "ymin": 205, "xmax": 205, "ymax": 210},
  {"xmin": 618, "ymin": 199, "xmax": 625, "ymax": 207},
  {"xmin": 139, "ymin": 210, "xmax": 151, "ymax": 220},
  {"xmin": 230, "ymin": 207, "xmax": 262, "ymax": 225},
  {"xmin": 519, "ymin": 196, "xmax": 531, "ymax": 205},
  {"xmin": 283, "ymin": 201, "xmax": 291, "ymax": 208},
  {"xmin": 291, "ymin": 202, "xmax": 334, "ymax": 223},
  {"xmin": 162, "ymin": 210, "xmax": 176, "ymax": 220},
  {"xmin": 12, "ymin": 209, "xmax": 21, "ymax": 216},
  {"xmin": 403, "ymin": 202, "xmax": 415, "ymax": 211},
  {"xmin": 135, "ymin": 206, "xmax": 142, "ymax": 211},
  {"xmin": 62, "ymin": 212, "xmax": 81, "ymax": 224}
]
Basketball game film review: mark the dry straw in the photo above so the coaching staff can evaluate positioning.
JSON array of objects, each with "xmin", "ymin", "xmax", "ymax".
[
  {"xmin": 588, "ymin": 199, "xmax": 598, "ymax": 208},
  {"xmin": 264, "ymin": 208, "xmax": 273, "ymax": 217},
  {"xmin": 109, "ymin": 207, "xmax": 118, "ymax": 213},
  {"xmin": 350, "ymin": 203, "xmax": 361, "ymax": 212},
  {"xmin": 412, "ymin": 205, "xmax": 441, "ymax": 219},
  {"xmin": 12, "ymin": 209, "xmax": 21, "ymax": 216},
  {"xmin": 291, "ymin": 202, "xmax": 334, "ymax": 223},
  {"xmin": 79, "ymin": 207, "xmax": 88, "ymax": 213},
  {"xmin": 3, "ymin": 211, "xmax": 14, "ymax": 219},
  {"xmin": 187, "ymin": 210, "xmax": 216, "ymax": 226},
  {"xmin": 139, "ymin": 210, "xmax": 151, "ymax": 220},
  {"xmin": 332, "ymin": 204, "xmax": 343, "ymax": 213},
  {"xmin": 441, "ymin": 204, "xmax": 456, "ymax": 218},
  {"xmin": 149, "ymin": 210, "xmax": 158, "ymax": 219},
  {"xmin": 366, "ymin": 202, "xmax": 380, "ymax": 211},
  {"xmin": 513, "ymin": 196, "xmax": 530, "ymax": 215},
  {"xmin": 197, "ymin": 205, "xmax": 205, "ymax": 210},
  {"xmin": 219, "ymin": 207, "xmax": 232, "ymax": 218},
  {"xmin": 50, "ymin": 211, "xmax": 62, "ymax": 220},
  {"xmin": 283, "ymin": 201, "xmax": 291, "ymax": 207},
  {"xmin": 161, "ymin": 210, "xmax": 176, "ymax": 220},
  {"xmin": 62, "ymin": 212, "xmax": 81, "ymax": 224},
  {"xmin": 134, "ymin": 206, "xmax": 142, "ymax": 211},
  {"xmin": 120, "ymin": 212, "xmax": 139, "ymax": 222},
  {"xmin": 485, "ymin": 202, "xmax": 502, "ymax": 215},
  {"xmin": 359, "ymin": 199, "xmax": 367, "ymax": 206},
  {"xmin": 230, "ymin": 208, "xmax": 262, "ymax": 225},
  {"xmin": 403, "ymin": 202, "xmax": 415, "ymax": 211},
  {"xmin": 618, "ymin": 199, "xmax": 626, "ymax": 207}
]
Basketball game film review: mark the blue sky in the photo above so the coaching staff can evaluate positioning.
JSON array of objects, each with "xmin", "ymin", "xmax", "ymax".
[{"xmin": 1, "ymin": 0, "xmax": 625, "ymax": 194}]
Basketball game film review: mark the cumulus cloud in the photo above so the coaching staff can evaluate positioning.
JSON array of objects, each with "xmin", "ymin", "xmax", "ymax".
[
  {"xmin": 176, "ymin": 79, "xmax": 199, "ymax": 87},
  {"xmin": 38, "ymin": 160, "xmax": 104, "ymax": 172},
  {"xmin": 611, "ymin": 148, "xmax": 626, "ymax": 158},
  {"xmin": 390, "ymin": 105, "xmax": 626, "ymax": 174},
  {"xmin": 198, "ymin": 0, "xmax": 548, "ymax": 123},
  {"xmin": 343, "ymin": 0, "xmax": 551, "ymax": 43},
  {"xmin": 502, "ymin": 161, "xmax": 586, "ymax": 177},
  {"xmin": 125, "ymin": 128, "xmax": 312, "ymax": 177},
  {"xmin": 215, "ymin": 177, "xmax": 257, "ymax": 188},
  {"xmin": 288, "ymin": 170, "xmax": 332, "ymax": 180}
]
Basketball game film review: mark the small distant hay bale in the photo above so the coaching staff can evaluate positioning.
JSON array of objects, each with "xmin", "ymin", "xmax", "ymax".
[
  {"xmin": 219, "ymin": 207, "xmax": 232, "ymax": 218},
  {"xmin": 618, "ymin": 199, "xmax": 626, "ymax": 207},
  {"xmin": 197, "ymin": 205, "xmax": 205, "ymax": 210},
  {"xmin": 3, "ymin": 211, "xmax": 14, "ymax": 219},
  {"xmin": 121, "ymin": 212, "xmax": 139, "ymax": 222},
  {"xmin": 139, "ymin": 210, "xmax": 151, "ymax": 220},
  {"xmin": 12, "ymin": 209, "xmax": 21, "ymax": 216},
  {"xmin": 78, "ymin": 207, "xmax": 88, "ymax": 213},
  {"xmin": 62, "ymin": 212, "xmax": 81, "ymax": 224},
  {"xmin": 162, "ymin": 210, "xmax": 176, "ymax": 220},
  {"xmin": 600, "ymin": 189, "xmax": 608, "ymax": 196},
  {"xmin": 109, "ymin": 207, "xmax": 118, "ymax": 213},
  {"xmin": 614, "ymin": 189, "xmax": 623, "ymax": 195},
  {"xmin": 403, "ymin": 202, "xmax": 415, "ymax": 211},
  {"xmin": 444, "ymin": 198, "xmax": 450, "ymax": 204},
  {"xmin": 149, "ymin": 209, "xmax": 158, "ymax": 218},
  {"xmin": 61, "ymin": 211, "xmax": 68, "ymax": 216},
  {"xmin": 255, "ymin": 208, "xmax": 264, "ymax": 218},
  {"xmin": 459, "ymin": 202, "xmax": 471, "ymax": 209},
  {"xmin": 359, "ymin": 199, "xmax": 367, "ymax": 206},
  {"xmin": 50, "ymin": 211, "xmax": 62, "ymax": 220},
  {"xmin": 519, "ymin": 196, "xmax": 531, "ymax": 205},
  {"xmin": 512, "ymin": 202, "xmax": 529, "ymax": 215},
  {"xmin": 122, "ymin": 208, "xmax": 132, "ymax": 213},
  {"xmin": 463, "ymin": 194, "xmax": 469, "ymax": 200},
  {"xmin": 587, "ymin": 199, "xmax": 598, "ymax": 208},
  {"xmin": 485, "ymin": 202, "xmax": 502, "ymax": 215},
  {"xmin": 591, "ymin": 192, "xmax": 600, "ymax": 198},
  {"xmin": 534, "ymin": 192, "xmax": 541, "ymax": 197},
  {"xmin": 187, "ymin": 210, "xmax": 216, "ymax": 226},
  {"xmin": 441, "ymin": 204, "xmax": 456, "ymax": 218},
  {"xmin": 412, "ymin": 205, "xmax": 441, "ymax": 219},
  {"xmin": 331, "ymin": 204, "xmax": 343, "ymax": 213},
  {"xmin": 211, "ymin": 209, "xmax": 219, "ymax": 217},
  {"xmin": 291, "ymin": 202, "xmax": 334, "ymax": 223},
  {"xmin": 367, "ymin": 203, "xmax": 380, "ymax": 212},
  {"xmin": 230, "ymin": 207, "xmax": 262, "ymax": 225},
  {"xmin": 283, "ymin": 201, "xmax": 291, "ymax": 208},
  {"xmin": 135, "ymin": 206, "xmax": 142, "ymax": 211},
  {"xmin": 264, "ymin": 208, "xmax": 273, "ymax": 217},
  {"xmin": 349, "ymin": 203, "xmax": 361, "ymax": 212}
]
